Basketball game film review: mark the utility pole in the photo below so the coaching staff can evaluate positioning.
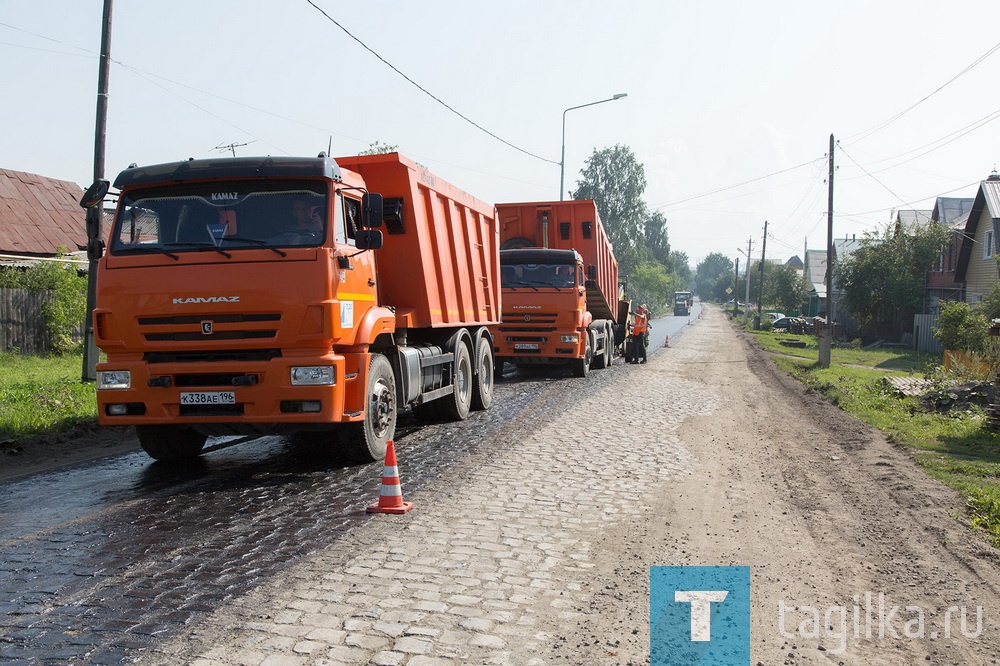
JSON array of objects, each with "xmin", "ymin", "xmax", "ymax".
[
  {"xmin": 733, "ymin": 257, "xmax": 739, "ymax": 318},
  {"xmin": 819, "ymin": 134, "xmax": 835, "ymax": 368},
  {"xmin": 743, "ymin": 237, "xmax": 753, "ymax": 327},
  {"xmin": 82, "ymin": 0, "xmax": 113, "ymax": 382},
  {"xmin": 754, "ymin": 220, "xmax": 767, "ymax": 329}
]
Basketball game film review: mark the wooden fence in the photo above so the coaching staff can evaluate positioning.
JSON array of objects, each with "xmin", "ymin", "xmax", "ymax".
[{"xmin": 0, "ymin": 288, "xmax": 85, "ymax": 355}]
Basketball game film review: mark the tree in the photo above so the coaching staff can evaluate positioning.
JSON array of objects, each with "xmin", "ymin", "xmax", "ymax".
[
  {"xmin": 358, "ymin": 141, "xmax": 398, "ymax": 155},
  {"xmin": 694, "ymin": 252, "xmax": 734, "ymax": 302},
  {"xmin": 836, "ymin": 221, "xmax": 951, "ymax": 336},
  {"xmin": 629, "ymin": 261, "xmax": 683, "ymax": 314},
  {"xmin": 570, "ymin": 145, "xmax": 647, "ymax": 275}
]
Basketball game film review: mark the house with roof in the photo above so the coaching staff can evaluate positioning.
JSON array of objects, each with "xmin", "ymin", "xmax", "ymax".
[
  {"xmin": 0, "ymin": 168, "xmax": 89, "ymax": 266},
  {"xmin": 955, "ymin": 174, "xmax": 1000, "ymax": 303},
  {"xmin": 924, "ymin": 196, "xmax": 973, "ymax": 312},
  {"xmin": 802, "ymin": 249, "xmax": 827, "ymax": 317}
]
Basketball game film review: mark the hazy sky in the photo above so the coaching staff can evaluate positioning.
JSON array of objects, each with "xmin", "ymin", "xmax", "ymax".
[{"xmin": 3, "ymin": 1, "xmax": 999, "ymax": 268}]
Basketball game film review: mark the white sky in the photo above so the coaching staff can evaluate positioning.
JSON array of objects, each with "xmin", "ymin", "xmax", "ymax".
[{"xmin": 3, "ymin": 1, "xmax": 999, "ymax": 269}]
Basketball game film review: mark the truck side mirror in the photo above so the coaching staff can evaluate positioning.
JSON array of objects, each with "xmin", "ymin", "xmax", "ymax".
[
  {"xmin": 587, "ymin": 264, "xmax": 597, "ymax": 280},
  {"xmin": 80, "ymin": 180, "xmax": 110, "ymax": 209},
  {"xmin": 355, "ymin": 229, "xmax": 383, "ymax": 250},
  {"xmin": 362, "ymin": 192, "xmax": 383, "ymax": 228}
]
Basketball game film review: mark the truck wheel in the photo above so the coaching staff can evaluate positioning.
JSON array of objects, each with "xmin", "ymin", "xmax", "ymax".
[
  {"xmin": 343, "ymin": 353, "xmax": 396, "ymax": 462},
  {"xmin": 603, "ymin": 322, "xmax": 615, "ymax": 367},
  {"xmin": 440, "ymin": 341, "xmax": 473, "ymax": 420},
  {"xmin": 572, "ymin": 333, "xmax": 592, "ymax": 378},
  {"xmin": 136, "ymin": 425, "xmax": 207, "ymax": 462},
  {"xmin": 471, "ymin": 336, "xmax": 494, "ymax": 411},
  {"xmin": 593, "ymin": 324, "xmax": 610, "ymax": 369}
]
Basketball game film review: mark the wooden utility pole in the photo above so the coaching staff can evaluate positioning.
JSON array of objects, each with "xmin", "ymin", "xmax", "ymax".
[
  {"xmin": 754, "ymin": 220, "xmax": 767, "ymax": 329},
  {"xmin": 743, "ymin": 237, "xmax": 753, "ymax": 326},
  {"xmin": 733, "ymin": 257, "xmax": 739, "ymax": 317},
  {"xmin": 819, "ymin": 134, "xmax": 835, "ymax": 368},
  {"xmin": 82, "ymin": 0, "xmax": 113, "ymax": 382}
]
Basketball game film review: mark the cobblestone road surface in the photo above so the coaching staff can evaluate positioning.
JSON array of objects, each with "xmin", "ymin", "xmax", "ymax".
[{"xmin": 135, "ymin": 316, "xmax": 717, "ymax": 666}]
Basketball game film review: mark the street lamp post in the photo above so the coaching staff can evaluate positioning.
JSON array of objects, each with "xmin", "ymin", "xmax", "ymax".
[{"xmin": 559, "ymin": 93, "xmax": 627, "ymax": 200}]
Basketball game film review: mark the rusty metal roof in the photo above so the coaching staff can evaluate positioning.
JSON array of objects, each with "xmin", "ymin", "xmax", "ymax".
[{"xmin": 0, "ymin": 169, "xmax": 88, "ymax": 256}]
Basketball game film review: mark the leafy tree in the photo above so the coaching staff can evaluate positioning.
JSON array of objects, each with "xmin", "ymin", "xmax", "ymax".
[
  {"xmin": 694, "ymin": 252, "xmax": 734, "ymax": 302},
  {"xmin": 358, "ymin": 141, "xmax": 398, "ymax": 155},
  {"xmin": 670, "ymin": 250, "xmax": 692, "ymax": 284},
  {"xmin": 836, "ymin": 221, "xmax": 951, "ymax": 336},
  {"xmin": 570, "ymin": 145, "xmax": 647, "ymax": 274},
  {"xmin": 977, "ymin": 278, "xmax": 1000, "ymax": 320},
  {"xmin": 628, "ymin": 261, "xmax": 682, "ymax": 314},
  {"xmin": 765, "ymin": 262, "xmax": 809, "ymax": 313}
]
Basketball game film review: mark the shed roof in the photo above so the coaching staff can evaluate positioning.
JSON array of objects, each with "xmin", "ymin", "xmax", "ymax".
[
  {"xmin": 803, "ymin": 249, "xmax": 827, "ymax": 296},
  {"xmin": 0, "ymin": 169, "xmax": 87, "ymax": 257}
]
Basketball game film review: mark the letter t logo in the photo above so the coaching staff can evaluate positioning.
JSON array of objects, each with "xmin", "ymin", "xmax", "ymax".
[{"xmin": 675, "ymin": 590, "xmax": 729, "ymax": 641}]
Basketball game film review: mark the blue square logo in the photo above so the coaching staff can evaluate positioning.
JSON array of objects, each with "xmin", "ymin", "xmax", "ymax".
[{"xmin": 650, "ymin": 566, "xmax": 750, "ymax": 665}]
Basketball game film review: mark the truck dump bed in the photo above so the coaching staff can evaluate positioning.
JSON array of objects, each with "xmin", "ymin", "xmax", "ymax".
[
  {"xmin": 335, "ymin": 154, "xmax": 500, "ymax": 330},
  {"xmin": 496, "ymin": 200, "xmax": 618, "ymax": 320}
]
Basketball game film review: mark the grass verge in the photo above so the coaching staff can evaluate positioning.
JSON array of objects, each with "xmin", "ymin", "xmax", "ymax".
[
  {"xmin": 0, "ymin": 350, "xmax": 98, "ymax": 443},
  {"xmin": 750, "ymin": 328, "xmax": 1000, "ymax": 547}
]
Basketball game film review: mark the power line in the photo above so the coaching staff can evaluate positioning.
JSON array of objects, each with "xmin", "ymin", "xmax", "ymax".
[
  {"xmin": 845, "ymin": 39, "xmax": 1000, "ymax": 144},
  {"xmin": 304, "ymin": 0, "xmax": 557, "ymax": 165},
  {"xmin": 651, "ymin": 157, "xmax": 825, "ymax": 210}
]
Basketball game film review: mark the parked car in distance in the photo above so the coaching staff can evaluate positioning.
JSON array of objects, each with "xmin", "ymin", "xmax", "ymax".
[
  {"xmin": 764, "ymin": 312, "xmax": 786, "ymax": 322},
  {"xmin": 772, "ymin": 317, "xmax": 812, "ymax": 334}
]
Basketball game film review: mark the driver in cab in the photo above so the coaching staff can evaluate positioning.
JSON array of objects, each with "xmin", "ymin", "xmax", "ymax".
[{"xmin": 289, "ymin": 197, "xmax": 323, "ymax": 238}]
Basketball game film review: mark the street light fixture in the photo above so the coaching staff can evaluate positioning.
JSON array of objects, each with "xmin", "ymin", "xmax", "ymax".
[{"xmin": 559, "ymin": 93, "xmax": 628, "ymax": 200}]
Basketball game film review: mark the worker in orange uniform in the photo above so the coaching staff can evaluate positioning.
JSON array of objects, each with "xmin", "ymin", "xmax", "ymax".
[{"xmin": 628, "ymin": 304, "xmax": 650, "ymax": 364}]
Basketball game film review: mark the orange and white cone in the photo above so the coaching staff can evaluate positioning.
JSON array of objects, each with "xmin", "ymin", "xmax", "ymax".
[
  {"xmin": 367, "ymin": 439, "xmax": 413, "ymax": 515},
  {"xmin": 663, "ymin": 334, "xmax": 670, "ymax": 348}
]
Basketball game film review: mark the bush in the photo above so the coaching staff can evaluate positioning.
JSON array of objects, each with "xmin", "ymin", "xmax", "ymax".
[
  {"xmin": 0, "ymin": 250, "xmax": 87, "ymax": 354},
  {"xmin": 935, "ymin": 301, "xmax": 989, "ymax": 353}
]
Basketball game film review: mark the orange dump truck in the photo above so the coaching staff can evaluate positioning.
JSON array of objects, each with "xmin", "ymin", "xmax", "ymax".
[
  {"xmin": 491, "ymin": 200, "xmax": 624, "ymax": 377},
  {"xmin": 88, "ymin": 153, "xmax": 499, "ymax": 462}
]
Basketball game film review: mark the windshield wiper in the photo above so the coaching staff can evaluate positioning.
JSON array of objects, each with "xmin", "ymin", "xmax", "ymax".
[
  {"xmin": 116, "ymin": 246, "xmax": 180, "ymax": 261},
  {"xmin": 220, "ymin": 237, "xmax": 287, "ymax": 257},
  {"xmin": 163, "ymin": 241, "xmax": 232, "ymax": 259}
]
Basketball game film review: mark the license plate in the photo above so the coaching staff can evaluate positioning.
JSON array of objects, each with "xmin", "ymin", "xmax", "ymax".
[
  {"xmin": 514, "ymin": 343, "xmax": 539, "ymax": 350},
  {"xmin": 180, "ymin": 391, "xmax": 236, "ymax": 405}
]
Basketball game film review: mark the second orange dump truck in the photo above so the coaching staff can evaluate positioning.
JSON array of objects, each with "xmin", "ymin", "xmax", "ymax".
[
  {"xmin": 88, "ymin": 153, "xmax": 499, "ymax": 463},
  {"xmin": 491, "ymin": 200, "xmax": 627, "ymax": 377}
]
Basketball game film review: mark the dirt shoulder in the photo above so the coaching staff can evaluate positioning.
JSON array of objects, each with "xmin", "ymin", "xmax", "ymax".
[
  {"xmin": 0, "ymin": 424, "xmax": 138, "ymax": 483},
  {"xmin": 577, "ymin": 307, "xmax": 1000, "ymax": 664}
]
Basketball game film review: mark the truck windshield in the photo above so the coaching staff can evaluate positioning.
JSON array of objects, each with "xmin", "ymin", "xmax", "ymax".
[
  {"xmin": 501, "ymin": 262, "xmax": 577, "ymax": 289},
  {"xmin": 110, "ymin": 182, "xmax": 328, "ymax": 255}
]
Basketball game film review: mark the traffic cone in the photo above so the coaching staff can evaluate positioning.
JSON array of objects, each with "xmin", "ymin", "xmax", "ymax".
[
  {"xmin": 663, "ymin": 334, "xmax": 670, "ymax": 348},
  {"xmin": 368, "ymin": 440, "xmax": 413, "ymax": 515}
]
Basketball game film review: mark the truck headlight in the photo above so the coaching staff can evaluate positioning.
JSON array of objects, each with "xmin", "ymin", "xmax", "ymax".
[
  {"xmin": 560, "ymin": 335, "xmax": 579, "ymax": 343},
  {"xmin": 290, "ymin": 366, "xmax": 335, "ymax": 386},
  {"xmin": 97, "ymin": 370, "xmax": 131, "ymax": 390}
]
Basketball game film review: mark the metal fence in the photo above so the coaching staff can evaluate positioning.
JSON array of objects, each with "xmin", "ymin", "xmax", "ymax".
[
  {"xmin": 0, "ymin": 288, "xmax": 54, "ymax": 354},
  {"xmin": 913, "ymin": 313, "xmax": 943, "ymax": 353}
]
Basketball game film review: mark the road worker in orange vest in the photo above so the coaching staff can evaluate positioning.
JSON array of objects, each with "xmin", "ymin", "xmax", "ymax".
[{"xmin": 627, "ymin": 304, "xmax": 650, "ymax": 364}]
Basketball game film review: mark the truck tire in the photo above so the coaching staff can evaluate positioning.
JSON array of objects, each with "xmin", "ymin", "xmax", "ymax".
[
  {"xmin": 603, "ymin": 322, "xmax": 615, "ymax": 367},
  {"xmin": 440, "ymin": 340, "xmax": 473, "ymax": 420},
  {"xmin": 572, "ymin": 332, "xmax": 593, "ymax": 378},
  {"xmin": 593, "ymin": 324, "xmax": 610, "ymax": 369},
  {"xmin": 136, "ymin": 425, "xmax": 207, "ymax": 462},
  {"xmin": 343, "ymin": 353, "xmax": 396, "ymax": 462},
  {"xmin": 471, "ymin": 336, "xmax": 494, "ymax": 411}
]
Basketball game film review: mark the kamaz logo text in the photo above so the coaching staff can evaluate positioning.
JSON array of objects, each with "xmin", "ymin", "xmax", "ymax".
[
  {"xmin": 172, "ymin": 296, "xmax": 240, "ymax": 304},
  {"xmin": 211, "ymin": 192, "xmax": 239, "ymax": 201}
]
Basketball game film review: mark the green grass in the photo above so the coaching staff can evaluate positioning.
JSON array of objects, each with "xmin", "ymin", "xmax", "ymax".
[
  {"xmin": 0, "ymin": 351, "xmax": 97, "ymax": 441},
  {"xmin": 750, "ymin": 328, "xmax": 1000, "ymax": 546}
]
